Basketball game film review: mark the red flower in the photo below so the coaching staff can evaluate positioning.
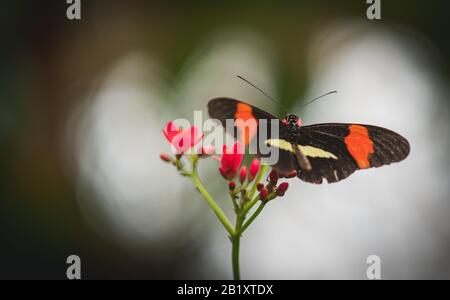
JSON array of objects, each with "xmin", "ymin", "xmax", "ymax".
[
  {"xmin": 248, "ymin": 158, "xmax": 260, "ymax": 181},
  {"xmin": 219, "ymin": 143, "xmax": 244, "ymax": 180},
  {"xmin": 259, "ymin": 187, "xmax": 269, "ymax": 200},
  {"xmin": 269, "ymin": 169, "xmax": 279, "ymax": 184},
  {"xmin": 285, "ymin": 170, "xmax": 297, "ymax": 178},
  {"xmin": 256, "ymin": 183, "xmax": 264, "ymax": 191},
  {"xmin": 163, "ymin": 121, "xmax": 202, "ymax": 155},
  {"xmin": 163, "ymin": 121, "xmax": 181, "ymax": 143},
  {"xmin": 276, "ymin": 182, "xmax": 289, "ymax": 196},
  {"xmin": 239, "ymin": 166, "xmax": 247, "ymax": 184}
]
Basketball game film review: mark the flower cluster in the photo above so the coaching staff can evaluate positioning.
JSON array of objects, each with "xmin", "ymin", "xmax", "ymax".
[
  {"xmin": 218, "ymin": 143, "xmax": 260, "ymax": 182},
  {"xmin": 256, "ymin": 169, "xmax": 293, "ymax": 202},
  {"xmin": 160, "ymin": 119, "xmax": 293, "ymax": 280},
  {"xmin": 162, "ymin": 121, "xmax": 202, "ymax": 155},
  {"xmin": 216, "ymin": 142, "xmax": 289, "ymax": 205}
]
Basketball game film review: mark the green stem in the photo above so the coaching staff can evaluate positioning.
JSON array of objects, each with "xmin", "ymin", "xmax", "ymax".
[
  {"xmin": 230, "ymin": 192, "xmax": 239, "ymax": 213},
  {"xmin": 242, "ymin": 195, "xmax": 260, "ymax": 217},
  {"xmin": 190, "ymin": 172, "xmax": 235, "ymax": 236},
  {"xmin": 231, "ymin": 235, "xmax": 240, "ymax": 280},
  {"xmin": 232, "ymin": 214, "xmax": 244, "ymax": 280},
  {"xmin": 240, "ymin": 202, "xmax": 266, "ymax": 234},
  {"xmin": 230, "ymin": 165, "xmax": 269, "ymax": 280},
  {"xmin": 243, "ymin": 164, "xmax": 269, "ymax": 215},
  {"xmin": 182, "ymin": 160, "xmax": 269, "ymax": 280},
  {"xmin": 249, "ymin": 164, "xmax": 269, "ymax": 199}
]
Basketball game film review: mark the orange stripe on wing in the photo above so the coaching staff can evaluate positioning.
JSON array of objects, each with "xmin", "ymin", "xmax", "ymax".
[
  {"xmin": 235, "ymin": 103, "xmax": 257, "ymax": 145},
  {"xmin": 344, "ymin": 125, "xmax": 374, "ymax": 169}
]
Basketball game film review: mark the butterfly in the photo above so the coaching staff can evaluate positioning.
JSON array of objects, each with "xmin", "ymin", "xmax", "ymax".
[{"xmin": 208, "ymin": 98, "xmax": 410, "ymax": 184}]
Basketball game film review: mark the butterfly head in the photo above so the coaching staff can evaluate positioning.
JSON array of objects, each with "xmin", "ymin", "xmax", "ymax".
[{"xmin": 284, "ymin": 114, "xmax": 302, "ymax": 127}]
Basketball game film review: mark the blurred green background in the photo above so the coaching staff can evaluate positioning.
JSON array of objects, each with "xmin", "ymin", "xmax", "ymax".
[{"xmin": 1, "ymin": 0, "xmax": 449, "ymax": 279}]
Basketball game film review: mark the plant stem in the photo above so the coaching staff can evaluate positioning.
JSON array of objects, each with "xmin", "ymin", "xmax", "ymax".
[
  {"xmin": 232, "ymin": 214, "xmax": 244, "ymax": 280},
  {"xmin": 230, "ymin": 164, "xmax": 269, "ymax": 280},
  {"xmin": 242, "ymin": 195, "xmax": 261, "ymax": 217},
  {"xmin": 190, "ymin": 172, "xmax": 235, "ymax": 236},
  {"xmin": 249, "ymin": 164, "xmax": 269, "ymax": 199},
  {"xmin": 240, "ymin": 202, "xmax": 266, "ymax": 234},
  {"xmin": 231, "ymin": 235, "xmax": 240, "ymax": 280},
  {"xmin": 183, "ymin": 161, "xmax": 269, "ymax": 280}
]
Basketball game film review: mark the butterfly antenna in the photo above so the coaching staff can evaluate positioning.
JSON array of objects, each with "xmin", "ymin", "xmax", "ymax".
[
  {"xmin": 236, "ymin": 75, "xmax": 290, "ymax": 113},
  {"xmin": 294, "ymin": 90, "xmax": 337, "ymax": 114}
]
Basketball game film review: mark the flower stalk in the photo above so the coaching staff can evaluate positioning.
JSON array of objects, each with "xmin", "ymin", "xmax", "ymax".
[
  {"xmin": 190, "ymin": 170, "xmax": 235, "ymax": 236},
  {"xmin": 162, "ymin": 121, "xmax": 290, "ymax": 280}
]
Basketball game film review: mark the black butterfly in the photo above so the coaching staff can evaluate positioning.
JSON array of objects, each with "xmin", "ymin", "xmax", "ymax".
[{"xmin": 208, "ymin": 98, "xmax": 410, "ymax": 184}]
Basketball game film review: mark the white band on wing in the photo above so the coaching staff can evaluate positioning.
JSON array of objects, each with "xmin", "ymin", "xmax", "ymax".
[{"xmin": 265, "ymin": 139, "xmax": 338, "ymax": 160}]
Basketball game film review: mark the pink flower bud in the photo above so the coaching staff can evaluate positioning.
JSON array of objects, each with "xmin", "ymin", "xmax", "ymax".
[
  {"xmin": 160, "ymin": 153, "xmax": 171, "ymax": 162},
  {"xmin": 248, "ymin": 158, "xmax": 260, "ymax": 181},
  {"xmin": 276, "ymin": 182, "xmax": 289, "ymax": 196},
  {"xmin": 239, "ymin": 166, "xmax": 247, "ymax": 184},
  {"xmin": 269, "ymin": 169, "xmax": 279, "ymax": 184},
  {"xmin": 229, "ymin": 181, "xmax": 236, "ymax": 191},
  {"xmin": 259, "ymin": 188, "xmax": 269, "ymax": 200},
  {"xmin": 256, "ymin": 183, "xmax": 264, "ymax": 191}
]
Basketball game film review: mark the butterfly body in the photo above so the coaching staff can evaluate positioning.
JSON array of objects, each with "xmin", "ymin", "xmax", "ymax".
[
  {"xmin": 281, "ymin": 114, "xmax": 313, "ymax": 172},
  {"xmin": 208, "ymin": 98, "xmax": 410, "ymax": 184},
  {"xmin": 284, "ymin": 114, "xmax": 300, "ymax": 138}
]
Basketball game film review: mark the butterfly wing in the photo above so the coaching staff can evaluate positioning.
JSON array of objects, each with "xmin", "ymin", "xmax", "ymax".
[
  {"xmin": 208, "ymin": 98, "xmax": 410, "ymax": 184},
  {"xmin": 208, "ymin": 97, "xmax": 278, "ymax": 126},
  {"xmin": 292, "ymin": 123, "xmax": 410, "ymax": 184},
  {"xmin": 208, "ymin": 97, "xmax": 297, "ymax": 171},
  {"xmin": 208, "ymin": 97, "xmax": 286, "ymax": 144}
]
